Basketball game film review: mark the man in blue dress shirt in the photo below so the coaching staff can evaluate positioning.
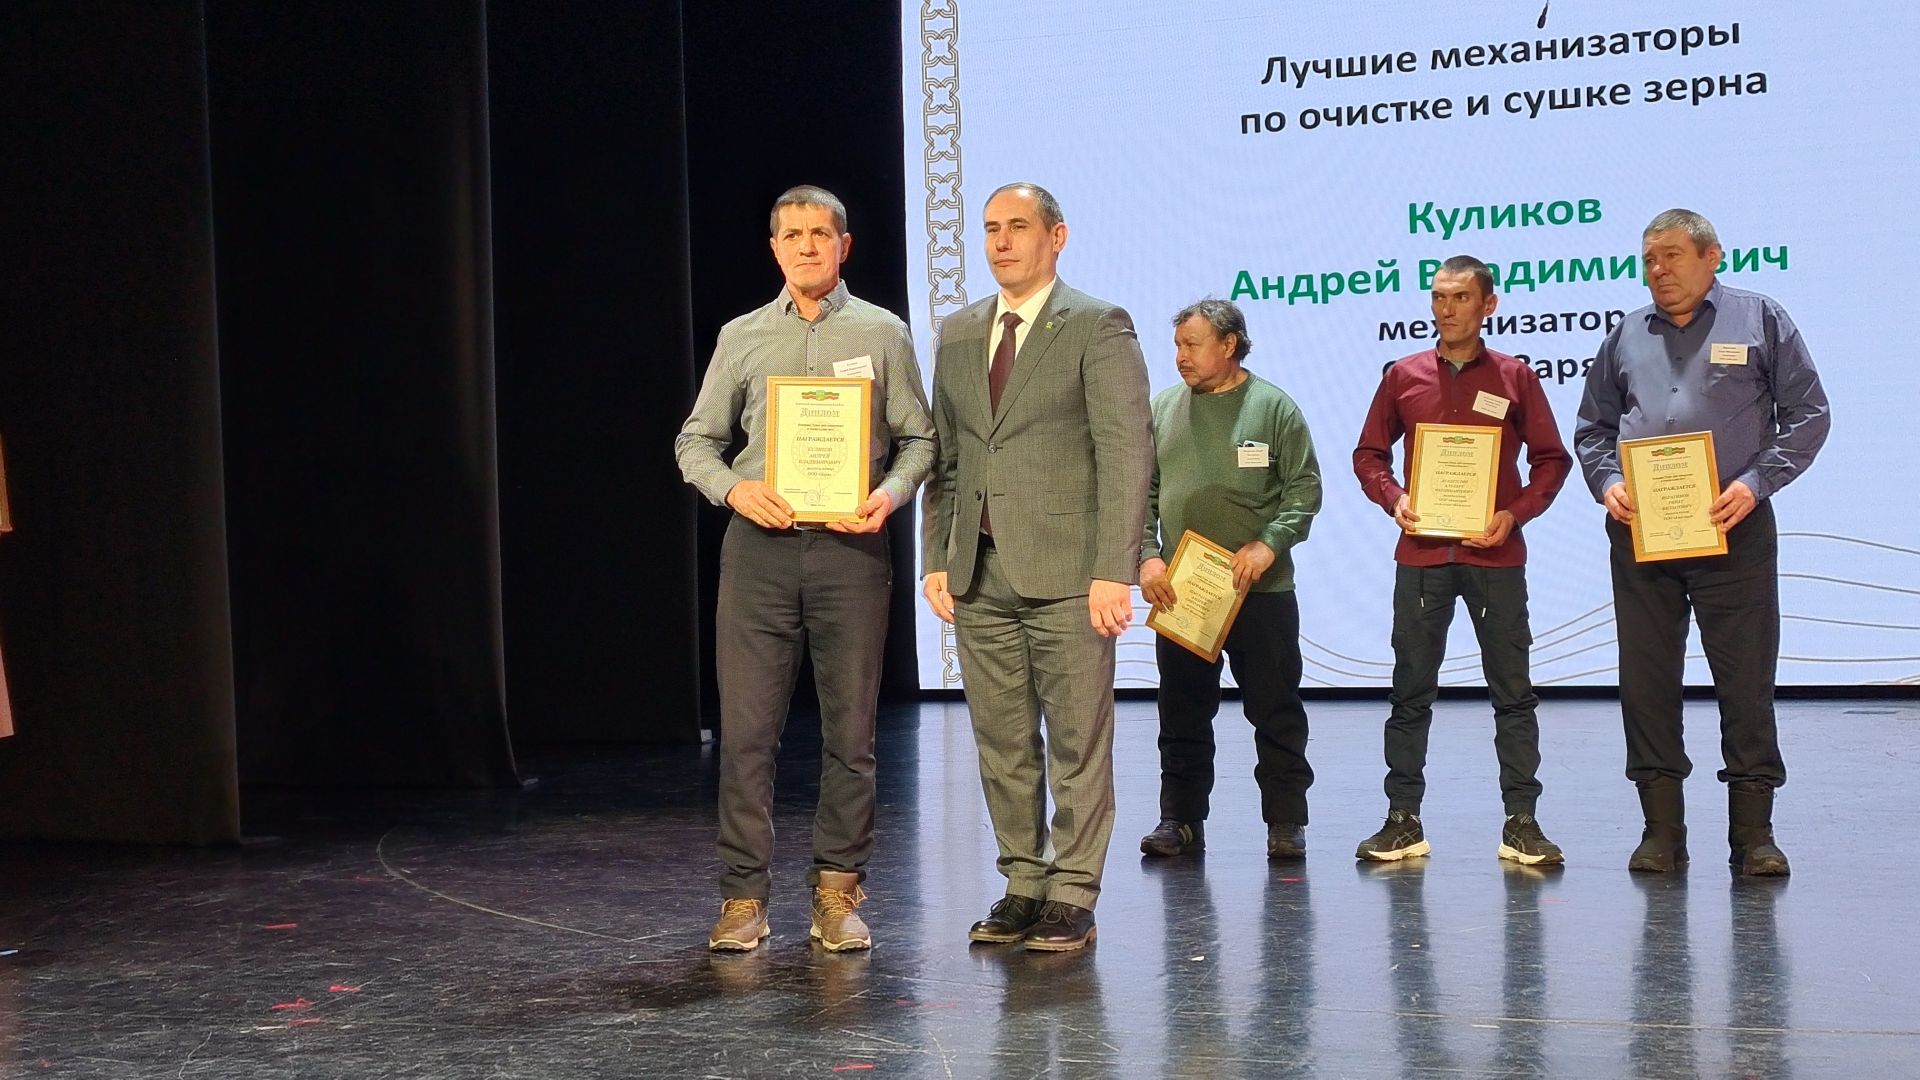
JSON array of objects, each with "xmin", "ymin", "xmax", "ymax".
[{"xmin": 1575, "ymin": 209, "xmax": 1829, "ymax": 877}]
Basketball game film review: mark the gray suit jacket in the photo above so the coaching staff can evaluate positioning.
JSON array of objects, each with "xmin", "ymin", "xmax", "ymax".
[{"xmin": 922, "ymin": 280, "xmax": 1154, "ymax": 600}]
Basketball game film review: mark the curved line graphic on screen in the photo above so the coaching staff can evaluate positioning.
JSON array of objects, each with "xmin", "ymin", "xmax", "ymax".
[
  {"xmin": 922, "ymin": 1, "xmax": 968, "ymax": 688},
  {"xmin": 1116, "ymin": 531, "xmax": 1920, "ymax": 687}
]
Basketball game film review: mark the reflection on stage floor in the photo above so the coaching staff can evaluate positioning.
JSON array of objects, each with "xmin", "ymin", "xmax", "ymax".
[{"xmin": 2, "ymin": 697, "xmax": 1916, "ymax": 1077}]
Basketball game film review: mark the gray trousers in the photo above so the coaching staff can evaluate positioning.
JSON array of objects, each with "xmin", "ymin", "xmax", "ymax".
[
  {"xmin": 715, "ymin": 516, "xmax": 890, "ymax": 900},
  {"xmin": 954, "ymin": 544, "xmax": 1116, "ymax": 911}
]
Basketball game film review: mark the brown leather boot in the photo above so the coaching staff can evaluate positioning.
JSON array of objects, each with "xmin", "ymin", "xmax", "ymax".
[
  {"xmin": 811, "ymin": 870, "xmax": 871, "ymax": 951},
  {"xmin": 708, "ymin": 898, "xmax": 769, "ymax": 951}
]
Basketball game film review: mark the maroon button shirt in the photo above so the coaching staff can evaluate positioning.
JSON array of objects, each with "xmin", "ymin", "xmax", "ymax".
[{"xmin": 1352, "ymin": 347, "xmax": 1571, "ymax": 568}]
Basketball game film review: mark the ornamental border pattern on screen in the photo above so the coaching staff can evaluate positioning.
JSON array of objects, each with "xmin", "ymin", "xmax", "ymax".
[{"xmin": 922, "ymin": 0, "xmax": 967, "ymax": 687}]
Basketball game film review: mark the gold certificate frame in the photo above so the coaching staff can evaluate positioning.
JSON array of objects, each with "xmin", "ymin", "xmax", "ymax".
[
  {"xmin": 1620, "ymin": 430, "xmax": 1727, "ymax": 562},
  {"xmin": 765, "ymin": 377, "xmax": 871, "ymax": 523},
  {"xmin": 1145, "ymin": 530, "xmax": 1250, "ymax": 663},
  {"xmin": 1406, "ymin": 423, "xmax": 1501, "ymax": 539}
]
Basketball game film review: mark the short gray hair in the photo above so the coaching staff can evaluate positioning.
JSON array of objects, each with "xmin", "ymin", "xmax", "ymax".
[
  {"xmin": 769, "ymin": 185, "xmax": 848, "ymax": 236},
  {"xmin": 1644, "ymin": 208, "xmax": 1718, "ymax": 253},
  {"xmin": 1172, "ymin": 298, "xmax": 1252, "ymax": 363},
  {"xmin": 986, "ymin": 182, "xmax": 1065, "ymax": 230}
]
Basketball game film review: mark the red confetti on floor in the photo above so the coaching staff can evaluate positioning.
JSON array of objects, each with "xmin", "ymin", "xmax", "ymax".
[
  {"xmin": 271, "ymin": 997, "xmax": 314, "ymax": 1011},
  {"xmin": 262, "ymin": 923, "xmax": 298, "ymax": 930},
  {"xmin": 328, "ymin": 985, "xmax": 362, "ymax": 993}
]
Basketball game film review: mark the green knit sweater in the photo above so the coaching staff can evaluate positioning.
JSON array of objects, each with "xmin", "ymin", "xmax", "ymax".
[{"xmin": 1140, "ymin": 372, "xmax": 1322, "ymax": 593}]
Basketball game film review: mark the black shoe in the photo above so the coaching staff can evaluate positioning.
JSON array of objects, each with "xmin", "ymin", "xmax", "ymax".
[
  {"xmin": 1497, "ymin": 813, "xmax": 1564, "ymax": 866},
  {"xmin": 1629, "ymin": 829, "xmax": 1690, "ymax": 872},
  {"xmin": 1728, "ymin": 782, "xmax": 1791, "ymax": 877},
  {"xmin": 1355, "ymin": 809, "xmax": 1429, "ymax": 861},
  {"xmin": 1266, "ymin": 823, "xmax": 1307, "ymax": 861},
  {"xmin": 1022, "ymin": 901, "xmax": 1096, "ymax": 952},
  {"xmin": 1140, "ymin": 819, "xmax": 1204, "ymax": 857},
  {"xmin": 967, "ymin": 895, "xmax": 1044, "ymax": 943},
  {"xmin": 1629, "ymin": 780, "xmax": 1689, "ymax": 872}
]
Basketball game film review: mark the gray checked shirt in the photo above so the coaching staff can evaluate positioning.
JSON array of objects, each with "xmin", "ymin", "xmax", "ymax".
[{"xmin": 675, "ymin": 282, "xmax": 936, "ymax": 514}]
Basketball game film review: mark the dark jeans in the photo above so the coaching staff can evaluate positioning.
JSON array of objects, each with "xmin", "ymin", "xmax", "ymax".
[
  {"xmin": 1384, "ymin": 562, "xmax": 1543, "ymax": 815},
  {"xmin": 714, "ymin": 517, "xmax": 891, "ymax": 900},
  {"xmin": 1607, "ymin": 501, "xmax": 1783, "ymax": 788},
  {"xmin": 1156, "ymin": 590, "xmax": 1312, "ymax": 825}
]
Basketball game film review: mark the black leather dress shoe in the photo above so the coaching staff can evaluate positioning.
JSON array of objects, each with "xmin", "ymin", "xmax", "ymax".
[
  {"xmin": 967, "ymin": 894, "xmax": 1044, "ymax": 943},
  {"xmin": 1022, "ymin": 901, "xmax": 1096, "ymax": 951}
]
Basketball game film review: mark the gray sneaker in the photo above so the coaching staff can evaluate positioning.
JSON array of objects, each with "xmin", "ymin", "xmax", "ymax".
[{"xmin": 1266, "ymin": 823, "xmax": 1307, "ymax": 861}]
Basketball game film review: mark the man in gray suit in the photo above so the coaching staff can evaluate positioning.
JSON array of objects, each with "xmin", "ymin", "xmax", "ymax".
[{"xmin": 922, "ymin": 182, "xmax": 1153, "ymax": 951}]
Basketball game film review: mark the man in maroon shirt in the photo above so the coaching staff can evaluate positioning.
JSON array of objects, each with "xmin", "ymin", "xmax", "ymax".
[{"xmin": 1351, "ymin": 255, "xmax": 1572, "ymax": 865}]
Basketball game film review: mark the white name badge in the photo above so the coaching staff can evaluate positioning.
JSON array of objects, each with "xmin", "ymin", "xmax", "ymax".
[
  {"xmin": 1472, "ymin": 391, "xmax": 1511, "ymax": 420},
  {"xmin": 833, "ymin": 355, "xmax": 876, "ymax": 380},
  {"xmin": 1237, "ymin": 442, "xmax": 1270, "ymax": 468},
  {"xmin": 1710, "ymin": 343, "xmax": 1749, "ymax": 366}
]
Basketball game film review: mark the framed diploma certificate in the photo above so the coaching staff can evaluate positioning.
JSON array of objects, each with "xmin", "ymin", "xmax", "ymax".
[
  {"xmin": 765, "ymin": 377, "xmax": 871, "ymax": 523},
  {"xmin": 1406, "ymin": 423, "xmax": 1501, "ymax": 539},
  {"xmin": 1620, "ymin": 431, "xmax": 1727, "ymax": 562},
  {"xmin": 1145, "ymin": 530, "xmax": 1250, "ymax": 663}
]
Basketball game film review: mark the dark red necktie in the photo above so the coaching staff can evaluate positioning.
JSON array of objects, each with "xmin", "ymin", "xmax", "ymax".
[
  {"xmin": 989, "ymin": 311, "xmax": 1021, "ymax": 412},
  {"xmin": 982, "ymin": 311, "xmax": 1021, "ymax": 535}
]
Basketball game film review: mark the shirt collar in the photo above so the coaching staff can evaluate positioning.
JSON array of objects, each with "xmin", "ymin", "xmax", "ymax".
[
  {"xmin": 992, "ymin": 277, "xmax": 1057, "ymax": 329},
  {"xmin": 778, "ymin": 280, "xmax": 850, "ymax": 318},
  {"xmin": 1431, "ymin": 344, "xmax": 1488, "ymax": 370},
  {"xmin": 1648, "ymin": 279, "xmax": 1722, "ymax": 328}
]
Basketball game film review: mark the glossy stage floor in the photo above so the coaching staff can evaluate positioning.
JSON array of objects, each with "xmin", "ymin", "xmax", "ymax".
[{"xmin": 2, "ymin": 697, "xmax": 1917, "ymax": 1078}]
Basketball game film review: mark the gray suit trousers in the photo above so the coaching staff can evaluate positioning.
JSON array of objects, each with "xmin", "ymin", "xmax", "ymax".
[
  {"xmin": 955, "ymin": 544, "xmax": 1116, "ymax": 910},
  {"xmin": 715, "ymin": 517, "xmax": 890, "ymax": 900}
]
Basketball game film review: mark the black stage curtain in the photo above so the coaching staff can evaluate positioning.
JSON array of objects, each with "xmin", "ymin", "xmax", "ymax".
[
  {"xmin": 488, "ymin": 0, "xmax": 703, "ymax": 744},
  {"xmin": 204, "ymin": 2, "xmax": 519, "ymax": 788},
  {"xmin": 0, "ymin": 1, "xmax": 919, "ymax": 843},
  {"xmin": 0, "ymin": 1, "xmax": 242, "ymax": 842},
  {"xmin": 682, "ymin": 0, "xmax": 919, "ymax": 724}
]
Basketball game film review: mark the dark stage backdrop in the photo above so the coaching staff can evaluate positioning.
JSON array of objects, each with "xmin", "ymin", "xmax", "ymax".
[
  {"xmin": 204, "ymin": 1, "xmax": 520, "ymax": 787},
  {"xmin": 0, "ymin": 1, "xmax": 241, "ymax": 842},
  {"xmin": 488, "ymin": 1, "xmax": 702, "ymax": 744},
  {"xmin": 683, "ymin": 0, "xmax": 920, "ymax": 717},
  {"xmin": 0, "ymin": 1, "xmax": 914, "ymax": 841}
]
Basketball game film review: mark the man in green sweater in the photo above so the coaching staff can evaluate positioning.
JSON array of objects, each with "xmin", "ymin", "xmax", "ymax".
[{"xmin": 1138, "ymin": 299, "xmax": 1323, "ymax": 860}]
